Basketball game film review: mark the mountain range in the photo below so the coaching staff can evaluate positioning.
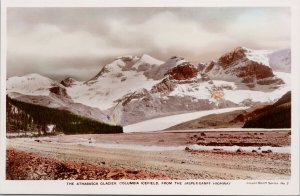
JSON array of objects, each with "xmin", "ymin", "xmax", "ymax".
[{"xmin": 6, "ymin": 46, "xmax": 291, "ymax": 127}]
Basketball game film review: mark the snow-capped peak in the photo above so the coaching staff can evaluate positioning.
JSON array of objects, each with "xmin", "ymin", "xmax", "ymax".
[
  {"xmin": 268, "ymin": 48, "xmax": 291, "ymax": 72},
  {"xmin": 6, "ymin": 50, "xmax": 291, "ymax": 126},
  {"xmin": 89, "ymin": 54, "xmax": 164, "ymax": 81},
  {"xmin": 138, "ymin": 54, "xmax": 164, "ymax": 66},
  {"xmin": 131, "ymin": 54, "xmax": 164, "ymax": 70},
  {"xmin": 243, "ymin": 48, "xmax": 273, "ymax": 66},
  {"xmin": 115, "ymin": 54, "xmax": 163, "ymax": 66},
  {"xmin": 116, "ymin": 55, "xmax": 138, "ymax": 60},
  {"xmin": 7, "ymin": 73, "xmax": 53, "ymax": 83},
  {"xmin": 237, "ymin": 47, "xmax": 290, "ymax": 72},
  {"xmin": 204, "ymin": 46, "xmax": 288, "ymax": 89},
  {"xmin": 7, "ymin": 73, "xmax": 58, "ymax": 96},
  {"xmin": 61, "ymin": 77, "xmax": 78, "ymax": 87},
  {"xmin": 220, "ymin": 46, "xmax": 273, "ymax": 67},
  {"xmin": 164, "ymin": 56, "xmax": 190, "ymax": 67},
  {"xmin": 142, "ymin": 56, "xmax": 194, "ymax": 80}
]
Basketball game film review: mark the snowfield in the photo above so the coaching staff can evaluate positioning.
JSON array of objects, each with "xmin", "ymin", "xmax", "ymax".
[
  {"xmin": 6, "ymin": 73, "xmax": 56, "ymax": 96},
  {"xmin": 65, "ymin": 54, "xmax": 165, "ymax": 110},
  {"xmin": 244, "ymin": 47, "xmax": 272, "ymax": 66},
  {"xmin": 67, "ymin": 71, "xmax": 159, "ymax": 110},
  {"xmin": 221, "ymin": 71, "xmax": 291, "ymax": 104},
  {"xmin": 123, "ymin": 107, "xmax": 248, "ymax": 132},
  {"xmin": 6, "ymin": 48, "xmax": 291, "ymax": 127}
]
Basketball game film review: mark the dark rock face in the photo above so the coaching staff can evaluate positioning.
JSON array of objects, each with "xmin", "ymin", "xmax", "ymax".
[
  {"xmin": 233, "ymin": 61, "xmax": 274, "ymax": 79},
  {"xmin": 218, "ymin": 47, "xmax": 247, "ymax": 68},
  {"xmin": 243, "ymin": 91, "xmax": 291, "ymax": 128},
  {"xmin": 61, "ymin": 77, "xmax": 76, "ymax": 87},
  {"xmin": 233, "ymin": 61, "xmax": 284, "ymax": 87},
  {"xmin": 256, "ymin": 78, "xmax": 284, "ymax": 86},
  {"xmin": 49, "ymin": 86, "xmax": 69, "ymax": 98},
  {"xmin": 166, "ymin": 64, "xmax": 198, "ymax": 80},
  {"xmin": 150, "ymin": 78, "xmax": 175, "ymax": 94},
  {"xmin": 197, "ymin": 63, "xmax": 206, "ymax": 72},
  {"xmin": 118, "ymin": 56, "xmax": 134, "ymax": 62},
  {"xmin": 204, "ymin": 47, "xmax": 285, "ymax": 88},
  {"xmin": 204, "ymin": 61, "xmax": 215, "ymax": 73}
]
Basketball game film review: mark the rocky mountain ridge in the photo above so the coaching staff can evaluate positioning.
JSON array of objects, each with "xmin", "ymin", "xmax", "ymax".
[
  {"xmin": 7, "ymin": 46, "xmax": 291, "ymax": 126},
  {"xmin": 204, "ymin": 47, "xmax": 285, "ymax": 89}
]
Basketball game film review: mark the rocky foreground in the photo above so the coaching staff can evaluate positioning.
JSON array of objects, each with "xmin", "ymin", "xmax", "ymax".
[
  {"xmin": 6, "ymin": 149, "xmax": 168, "ymax": 180},
  {"xmin": 6, "ymin": 130, "xmax": 291, "ymax": 180}
]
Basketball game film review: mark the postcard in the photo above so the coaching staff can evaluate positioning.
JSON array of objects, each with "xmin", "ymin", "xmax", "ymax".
[{"xmin": 0, "ymin": 0, "xmax": 299, "ymax": 195}]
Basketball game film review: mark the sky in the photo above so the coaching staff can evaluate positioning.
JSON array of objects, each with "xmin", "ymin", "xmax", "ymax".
[{"xmin": 7, "ymin": 7, "xmax": 290, "ymax": 80}]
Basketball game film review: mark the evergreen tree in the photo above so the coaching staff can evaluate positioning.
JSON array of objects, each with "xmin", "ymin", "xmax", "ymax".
[{"xmin": 6, "ymin": 97, "xmax": 123, "ymax": 135}]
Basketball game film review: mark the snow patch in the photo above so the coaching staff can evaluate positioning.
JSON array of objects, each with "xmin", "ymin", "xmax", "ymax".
[
  {"xmin": 244, "ymin": 48, "xmax": 273, "ymax": 66},
  {"xmin": 188, "ymin": 145, "xmax": 290, "ymax": 154},
  {"xmin": 269, "ymin": 49, "xmax": 291, "ymax": 72},
  {"xmin": 67, "ymin": 70, "xmax": 160, "ymax": 110},
  {"xmin": 123, "ymin": 107, "xmax": 248, "ymax": 132},
  {"xmin": 7, "ymin": 73, "xmax": 57, "ymax": 96},
  {"xmin": 28, "ymin": 137, "xmax": 290, "ymax": 153},
  {"xmin": 139, "ymin": 54, "xmax": 163, "ymax": 66}
]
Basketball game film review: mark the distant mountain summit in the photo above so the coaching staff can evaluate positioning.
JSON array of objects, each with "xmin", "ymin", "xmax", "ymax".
[
  {"xmin": 7, "ymin": 73, "xmax": 63, "ymax": 97},
  {"xmin": 268, "ymin": 49, "xmax": 291, "ymax": 73},
  {"xmin": 87, "ymin": 54, "xmax": 164, "ymax": 82},
  {"xmin": 6, "ymin": 47, "xmax": 291, "ymax": 126},
  {"xmin": 204, "ymin": 47, "xmax": 285, "ymax": 88},
  {"xmin": 61, "ymin": 77, "xmax": 77, "ymax": 87}
]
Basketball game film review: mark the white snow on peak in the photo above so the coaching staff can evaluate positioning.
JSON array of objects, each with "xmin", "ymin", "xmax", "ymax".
[
  {"xmin": 67, "ymin": 54, "xmax": 166, "ymax": 110},
  {"xmin": 138, "ymin": 54, "xmax": 164, "ymax": 65},
  {"xmin": 67, "ymin": 75, "xmax": 159, "ymax": 110},
  {"xmin": 168, "ymin": 56, "xmax": 189, "ymax": 65},
  {"xmin": 99, "ymin": 54, "xmax": 163, "ymax": 75},
  {"xmin": 220, "ymin": 71, "xmax": 291, "ymax": 104},
  {"xmin": 207, "ymin": 47, "xmax": 291, "ymax": 82},
  {"xmin": 7, "ymin": 73, "xmax": 56, "ymax": 96},
  {"xmin": 116, "ymin": 55, "xmax": 137, "ymax": 60},
  {"xmin": 269, "ymin": 49, "xmax": 291, "ymax": 72},
  {"xmin": 6, "ymin": 49, "xmax": 291, "ymax": 118},
  {"xmin": 67, "ymin": 59, "xmax": 162, "ymax": 110},
  {"xmin": 137, "ymin": 56, "xmax": 190, "ymax": 80},
  {"xmin": 169, "ymin": 80, "xmax": 214, "ymax": 101},
  {"xmin": 115, "ymin": 54, "xmax": 163, "ymax": 66},
  {"xmin": 242, "ymin": 47, "xmax": 291, "ymax": 72},
  {"xmin": 131, "ymin": 54, "xmax": 164, "ymax": 70},
  {"xmin": 243, "ymin": 48, "xmax": 273, "ymax": 66},
  {"xmin": 159, "ymin": 57, "xmax": 179, "ymax": 69},
  {"xmin": 104, "ymin": 59, "xmax": 125, "ymax": 73},
  {"xmin": 66, "ymin": 56, "xmax": 173, "ymax": 110}
]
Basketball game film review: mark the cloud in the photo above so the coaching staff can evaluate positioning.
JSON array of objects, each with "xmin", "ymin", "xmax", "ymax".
[{"xmin": 7, "ymin": 7, "xmax": 290, "ymax": 80}]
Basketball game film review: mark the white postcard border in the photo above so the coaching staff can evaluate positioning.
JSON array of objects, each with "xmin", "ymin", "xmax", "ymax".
[{"xmin": 0, "ymin": 0, "xmax": 299, "ymax": 195}]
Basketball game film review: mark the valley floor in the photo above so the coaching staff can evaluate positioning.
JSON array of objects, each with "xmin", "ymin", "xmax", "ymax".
[{"xmin": 6, "ymin": 130, "xmax": 291, "ymax": 180}]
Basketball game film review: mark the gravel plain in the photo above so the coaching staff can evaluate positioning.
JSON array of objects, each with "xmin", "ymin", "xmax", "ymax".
[{"xmin": 6, "ymin": 130, "xmax": 291, "ymax": 180}]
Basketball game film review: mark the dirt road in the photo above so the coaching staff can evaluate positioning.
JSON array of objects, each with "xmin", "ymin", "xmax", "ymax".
[{"xmin": 7, "ymin": 131, "xmax": 291, "ymax": 180}]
